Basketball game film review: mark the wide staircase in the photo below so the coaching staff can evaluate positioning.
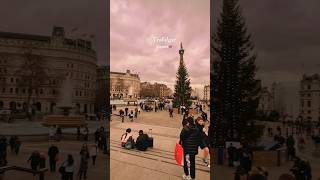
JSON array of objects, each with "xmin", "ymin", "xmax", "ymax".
[
  {"xmin": 42, "ymin": 115, "xmax": 87, "ymax": 127},
  {"xmin": 110, "ymin": 139, "xmax": 210, "ymax": 173}
]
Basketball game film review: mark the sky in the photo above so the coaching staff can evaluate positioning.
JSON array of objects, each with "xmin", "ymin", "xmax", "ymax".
[
  {"xmin": 213, "ymin": 0, "xmax": 320, "ymax": 88},
  {"xmin": 110, "ymin": 0, "xmax": 210, "ymax": 91},
  {"xmin": 0, "ymin": 0, "xmax": 108, "ymax": 66}
]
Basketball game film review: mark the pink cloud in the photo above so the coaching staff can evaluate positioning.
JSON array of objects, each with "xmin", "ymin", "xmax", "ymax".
[{"xmin": 111, "ymin": 0, "xmax": 210, "ymax": 91}]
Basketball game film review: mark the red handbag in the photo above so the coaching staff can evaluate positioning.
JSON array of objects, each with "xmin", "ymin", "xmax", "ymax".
[{"xmin": 175, "ymin": 141, "xmax": 184, "ymax": 166}]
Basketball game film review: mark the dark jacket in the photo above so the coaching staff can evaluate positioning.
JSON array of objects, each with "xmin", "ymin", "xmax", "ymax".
[
  {"xmin": 136, "ymin": 134, "xmax": 149, "ymax": 151},
  {"xmin": 180, "ymin": 125, "xmax": 201, "ymax": 155}
]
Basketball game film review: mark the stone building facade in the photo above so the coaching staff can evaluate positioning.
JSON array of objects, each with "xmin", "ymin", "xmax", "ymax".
[
  {"xmin": 258, "ymin": 87, "xmax": 274, "ymax": 114},
  {"xmin": 300, "ymin": 74, "xmax": 320, "ymax": 122},
  {"xmin": 96, "ymin": 66, "xmax": 109, "ymax": 112},
  {"xmin": 140, "ymin": 82, "xmax": 172, "ymax": 98},
  {"xmin": 110, "ymin": 70, "xmax": 140, "ymax": 101},
  {"xmin": 0, "ymin": 26, "xmax": 97, "ymax": 114},
  {"xmin": 203, "ymin": 85, "xmax": 210, "ymax": 103}
]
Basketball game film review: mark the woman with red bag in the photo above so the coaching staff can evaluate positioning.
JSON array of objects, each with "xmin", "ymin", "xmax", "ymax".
[{"xmin": 180, "ymin": 116, "xmax": 202, "ymax": 180}]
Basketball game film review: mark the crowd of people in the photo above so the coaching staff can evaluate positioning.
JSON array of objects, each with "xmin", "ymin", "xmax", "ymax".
[
  {"xmin": 228, "ymin": 121, "xmax": 318, "ymax": 180},
  {"xmin": 26, "ymin": 142, "xmax": 98, "ymax": 180},
  {"xmin": 0, "ymin": 125, "xmax": 107, "ymax": 180}
]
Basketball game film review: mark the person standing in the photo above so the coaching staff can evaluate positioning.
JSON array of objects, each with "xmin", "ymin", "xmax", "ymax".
[
  {"xmin": 48, "ymin": 144, "xmax": 59, "ymax": 172},
  {"xmin": 28, "ymin": 151, "xmax": 40, "ymax": 171},
  {"xmin": 79, "ymin": 144, "xmax": 90, "ymax": 180},
  {"xmin": 77, "ymin": 127, "xmax": 81, "ymax": 141},
  {"xmin": 94, "ymin": 128, "xmax": 100, "ymax": 144},
  {"xmin": 9, "ymin": 136, "xmax": 16, "ymax": 154},
  {"xmin": 90, "ymin": 144, "xmax": 98, "ymax": 166},
  {"xmin": 14, "ymin": 137, "xmax": 21, "ymax": 155},
  {"xmin": 39, "ymin": 153, "xmax": 46, "ymax": 179},
  {"xmin": 180, "ymin": 117, "xmax": 201, "ymax": 180},
  {"xmin": 125, "ymin": 107, "xmax": 128, "ymax": 116},
  {"xmin": 49, "ymin": 126, "xmax": 55, "ymax": 141},
  {"xmin": 134, "ymin": 108, "xmax": 138, "ymax": 118},
  {"xmin": 61, "ymin": 154, "xmax": 75, "ymax": 180},
  {"xmin": 195, "ymin": 117, "xmax": 210, "ymax": 167},
  {"xmin": 56, "ymin": 126, "xmax": 62, "ymax": 141},
  {"xmin": 129, "ymin": 110, "xmax": 134, "ymax": 122},
  {"xmin": 169, "ymin": 108, "xmax": 173, "ymax": 118},
  {"xmin": 83, "ymin": 127, "xmax": 89, "ymax": 141}
]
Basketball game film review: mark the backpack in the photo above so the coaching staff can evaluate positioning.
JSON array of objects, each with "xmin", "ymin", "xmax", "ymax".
[{"xmin": 125, "ymin": 136, "xmax": 134, "ymax": 149}]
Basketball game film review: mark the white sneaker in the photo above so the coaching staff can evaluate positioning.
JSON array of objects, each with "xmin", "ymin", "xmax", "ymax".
[{"xmin": 182, "ymin": 174, "xmax": 191, "ymax": 180}]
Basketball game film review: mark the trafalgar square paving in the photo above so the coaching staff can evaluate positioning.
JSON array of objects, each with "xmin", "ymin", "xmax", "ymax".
[{"xmin": 110, "ymin": 107, "xmax": 210, "ymax": 180}]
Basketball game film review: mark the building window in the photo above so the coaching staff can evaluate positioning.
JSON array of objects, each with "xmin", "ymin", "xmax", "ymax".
[
  {"xmin": 76, "ymin": 90, "xmax": 78, "ymax": 96},
  {"xmin": 40, "ymin": 89, "xmax": 43, "ymax": 94},
  {"xmin": 308, "ymin": 93, "xmax": 311, "ymax": 97},
  {"xmin": 301, "ymin": 101, "xmax": 304, "ymax": 107},
  {"xmin": 308, "ymin": 110, "xmax": 311, "ymax": 114},
  {"xmin": 16, "ymin": 78, "xmax": 19, "ymax": 83},
  {"xmin": 10, "ymin": 78, "xmax": 13, "ymax": 83},
  {"xmin": 307, "ymin": 101, "xmax": 311, "ymax": 107},
  {"xmin": 15, "ymin": 88, "xmax": 18, "ymax": 94},
  {"xmin": 10, "ymin": 88, "xmax": 13, "ymax": 93},
  {"xmin": 2, "ymin": 88, "xmax": 5, "ymax": 93},
  {"xmin": 307, "ymin": 85, "xmax": 311, "ymax": 90},
  {"xmin": 52, "ymin": 89, "xmax": 56, "ymax": 95},
  {"xmin": 22, "ymin": 89, "xmax": 26, "ymax": 94},
  {"xmin": 79, "ymin": 91, "xmax": 82, "ymax": 96},
  {"xmin": 67, "ymin": 64, "xmax": 69, "ymax": 68}
]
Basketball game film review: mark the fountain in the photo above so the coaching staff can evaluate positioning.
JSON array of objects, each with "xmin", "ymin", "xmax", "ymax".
[{"xmin": 43, "ymin": 76, "xmax": 87, "ymax": 127}]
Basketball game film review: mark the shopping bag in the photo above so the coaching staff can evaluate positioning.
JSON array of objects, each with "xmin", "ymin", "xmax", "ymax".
[{"xmin": 175, "ymin": 142, "xmax": 184, "ymax": 166}]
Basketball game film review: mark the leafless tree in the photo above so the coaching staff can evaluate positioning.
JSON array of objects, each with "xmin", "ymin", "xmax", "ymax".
[{"xmin": 15, "ymin": 47, "xmax": 52, "ymax": 120}]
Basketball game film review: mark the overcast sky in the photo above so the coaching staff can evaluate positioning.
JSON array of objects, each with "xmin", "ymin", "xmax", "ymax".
[
  {"xmin": 111, "ymin": 0, "xmax": 210, "ymax": 90},
  {"xmin": 213, "ymin": 0, "xmax": 320, "ymax": 88},
  {"xmin": 0, "ymin": 0, "xmax": 108, "ymax": 66}
]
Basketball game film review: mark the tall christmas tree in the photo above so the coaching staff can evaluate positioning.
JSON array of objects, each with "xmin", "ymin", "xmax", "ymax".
[
  {"xmin": 211, "ymin": 0, "xmax": 260, "ymax": 146},
  {"xmin": 173, "ymin": 43, "xmax": 192, "ymax": 108}
]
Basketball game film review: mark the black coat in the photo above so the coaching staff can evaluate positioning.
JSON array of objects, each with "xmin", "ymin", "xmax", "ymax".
[
  {"xmin": 180, "ymin": 125, "xmax": 201, "ymax": 155},
  {"xmin": 136, "ymin": 134, "xmax": 149, "ymax": 151}
]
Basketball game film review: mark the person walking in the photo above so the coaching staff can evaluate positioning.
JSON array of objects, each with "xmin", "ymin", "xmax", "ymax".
[
  {"xmin": 48, "ymin": 144, "xmax": 59, "ymax": 172},
  {"xmin": 90, "ymin": 144, "xmax": 98, "ymax": 166},
  {"xmin": 180, "ymin": 117, "xmax": 202, "ymax": 180},
  {"xmin": 61, "ymin": 154, "xmax": 75, "ymax": 180},
  {"xmin": 78, "ymin": 144, "xmax": 90, "ymax": 180}
]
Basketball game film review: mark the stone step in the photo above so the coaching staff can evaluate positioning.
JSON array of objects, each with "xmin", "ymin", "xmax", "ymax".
[{"xmin": 110, "ymin": 139, "xmax": 210, "ymax": 173}]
